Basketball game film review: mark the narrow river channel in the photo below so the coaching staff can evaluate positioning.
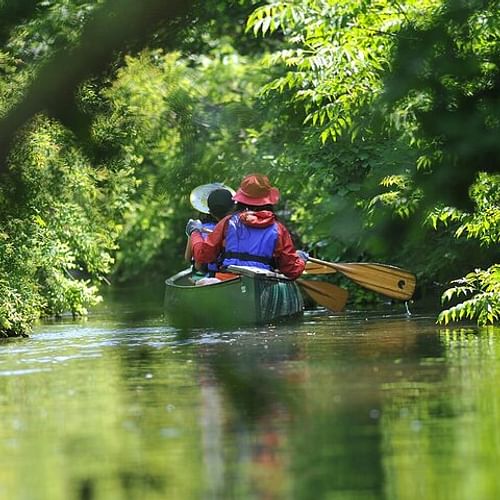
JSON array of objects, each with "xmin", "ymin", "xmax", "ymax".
[{"xmin": 0, "ymin": 287, "xmax": 499, "ymax": 500}]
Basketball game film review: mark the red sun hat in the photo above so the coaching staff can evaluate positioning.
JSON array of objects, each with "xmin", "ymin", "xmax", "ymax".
[{"xmin": 232, "ymin": 173, "xmax": 280, "ymax": 206}]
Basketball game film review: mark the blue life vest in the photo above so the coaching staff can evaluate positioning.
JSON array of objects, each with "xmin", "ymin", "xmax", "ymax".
[
  {"xmin": 201, "ymin": 221, "xmax": 216, "ymax": 237},
  {"xmin": 222, "ymin": 213, "xmax": 278, "ymax": 270}
]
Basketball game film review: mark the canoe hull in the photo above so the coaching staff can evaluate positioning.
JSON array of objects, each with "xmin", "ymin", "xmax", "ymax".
[{"xmin": 164, "ymin": 269, "xmax": 303, "ymax": 328}]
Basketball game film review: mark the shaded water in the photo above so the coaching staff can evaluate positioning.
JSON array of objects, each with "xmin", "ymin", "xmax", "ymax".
[{"xmin": 0, "ymin": 289, "xmax": 499, "ymax": 500}]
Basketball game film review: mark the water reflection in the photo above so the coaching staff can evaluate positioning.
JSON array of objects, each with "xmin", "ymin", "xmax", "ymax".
[
  {"xmin": 0, "ymin": 297, "xmax": 498, "ymax": 500},
  {"xmin": 187, "ymin": 315, "xmax": 451, "ymax": 500}
]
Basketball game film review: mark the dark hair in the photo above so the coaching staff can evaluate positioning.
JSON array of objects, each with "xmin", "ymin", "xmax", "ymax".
[
  {"xmin": 236, "ymin": 202, "xmax": 274, "ymax": 212},
  {"xmin": 200, "ymin": 213, "xmax": 217, "ymax": 224},
  {"xmin": 208, "ymin": 189, "xmax": 235, "ymax": 219}
]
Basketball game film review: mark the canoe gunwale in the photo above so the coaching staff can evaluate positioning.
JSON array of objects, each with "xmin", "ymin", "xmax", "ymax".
[{"xmin": 165, "ymin": 267, "xmax": 240, "ymax": 289}]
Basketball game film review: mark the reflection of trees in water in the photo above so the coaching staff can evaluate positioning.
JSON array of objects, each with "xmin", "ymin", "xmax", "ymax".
[
  {"xmin": 199, "ymin": 368, "xmax": 224, "ymax": 500},
  {"xmin": 171, "ymin": 316, "xmax": 500, "ymax": 500},
  {"xmin": 197, "ymin": 340, "xmax": 297, "ymax": 499},
  {"xmin": 381, "ymin": 326, "xmax": 500, "ymax": 500},
  {"xmin": 287, "ymin": 317, "xmax": 452, "ymax": 500},
  {"xmin": 199, "ymin": 318, "xmax": 450, "ymax": 498}
]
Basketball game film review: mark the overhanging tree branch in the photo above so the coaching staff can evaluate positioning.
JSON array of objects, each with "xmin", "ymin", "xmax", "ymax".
[{"xmin": 0, "ymin": 0, "xmax": 194, "ymax": 173}]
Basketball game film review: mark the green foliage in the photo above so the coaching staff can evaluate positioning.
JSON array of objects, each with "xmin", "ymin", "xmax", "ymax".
[
  {"xmin": 0, "ymin": 113, "xmax": 132, "ymax": 335},
  {"xmin": 246, "ymin": 0, "xmax": 439, "ymax": 142},
  {"xmin": 6, "ymin": 1, "xmax": 102, "ymax": 62},
  {"xmin": 0, "ymin": 218, "xmax": 44, "ymax": 335},
  {"xmin": 382, "ymin": 0, "xmax": 500, "ymax": 208},
  {"xmin": 430, "ymin": 172, "xmax": 500, "ymax": 325},
  {"xmin": 0, "ymin": 0, "xmax": 498, "ymax": 334},
  {"xmin": 368, "ymin": 172, "xmax": 423, "ymax": 219},
  {"xmin": 427, "ymin": 173, "xmax": 500, "ymax": 246},
  {"xmin": 0, "ymin": 1, "xmax": 102, "ymax": 118},
  {"xmin": 459, "ymin": 173, "xmax": 500, "ymax": 246},
  {"xmin": 438, "ymin": 265, "xmax": 500, "ymax": 326},
  {"xmin": 97, "ymin": 47, "xmax": 271, "ymax": 281}
]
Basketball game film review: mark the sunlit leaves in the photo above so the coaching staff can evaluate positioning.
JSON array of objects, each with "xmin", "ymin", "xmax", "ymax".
[
  {"xmin": 246, "ymin": 2, "xmax": 294, "ymax": 37},
  {"xmin": 368, "ymin": 172, "xmax": 423, "ymax": 219},
  {"xmin": 427, "ymin": 173, "xmax": 500, "ymax": 246},
  {"xmin": 426, "ymin": 205, "xmax": 464, "ymax": 230},
  {"xmin": 424, "ymin": 172, "xmax": 499, "ymax": 325},
  {"xmin": 0, "ymin": 111, "xmax": 130, "ymax": 334},
  {"xmin": 6, "ymin": 1, "xmax": 102, "ymax": 62},
  {"xmin": 455, "ymin": 206, "xmax": 500, "ymax": 246},
  {"xmin": 438, "ymin": 265, "xmax": 500, "ymax": 326},
  {"xmin": 246, "ymin": 0, "xmax": 439, "ymax": 144}
]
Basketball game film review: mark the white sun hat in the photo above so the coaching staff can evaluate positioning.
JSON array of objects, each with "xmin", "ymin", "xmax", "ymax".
[{"xmin": 189, "ymin": 183, "xmax": 235, "ymax": 214}]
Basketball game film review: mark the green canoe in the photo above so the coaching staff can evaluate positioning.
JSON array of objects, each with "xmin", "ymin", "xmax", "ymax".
[{"xmin": 164, "ymin": 266, "xmax": 304, "ymax": 328}]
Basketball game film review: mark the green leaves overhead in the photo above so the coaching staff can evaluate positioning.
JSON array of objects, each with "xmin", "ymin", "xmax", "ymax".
[{"xmin": 247, "ymin": 0, "xmax": 439, "ymax": 142}]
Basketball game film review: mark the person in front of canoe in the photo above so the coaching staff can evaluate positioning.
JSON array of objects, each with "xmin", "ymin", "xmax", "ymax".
[
  {"xmin": 185, "ymin": 185, "xmax": 235, "ymax": 282},
  {"xmin": 186, "ymin": 173, "xmax": 308, "ymax": 280}
]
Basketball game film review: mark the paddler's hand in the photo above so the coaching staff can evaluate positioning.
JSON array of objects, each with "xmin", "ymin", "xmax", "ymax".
[
  {"xmin": 297, "ymin": 250, "xmax": 309, "ymax": 262},
  {"xmin": 185, "ymin": 218, "xmax": 203, "ymax": 236}
]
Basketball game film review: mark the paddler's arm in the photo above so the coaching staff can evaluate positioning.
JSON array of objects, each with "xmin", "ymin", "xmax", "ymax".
[
  {"xmin": 184, "ymin": 236, "xmax": 193, "ymax": 262},
  {"xmin": 274, "ymin": 223, "xmax": 306, "ymax": 280},
  {"xmin": 190, "ymin": 216, "xmax": 228, "ymax": 264}
]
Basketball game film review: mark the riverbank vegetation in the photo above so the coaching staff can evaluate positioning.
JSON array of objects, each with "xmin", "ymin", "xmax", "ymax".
[{"xmin": 0, "ymin": 0, "xmax": 497, "ymax": 336}]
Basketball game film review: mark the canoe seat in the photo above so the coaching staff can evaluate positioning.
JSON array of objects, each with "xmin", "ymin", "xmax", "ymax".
[{"xmin": 227, "ymin": 265, "xmax": 289, "ymax": 280}]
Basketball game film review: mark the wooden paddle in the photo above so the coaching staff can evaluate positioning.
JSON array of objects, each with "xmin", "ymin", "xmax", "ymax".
[
  {"xmin": 297, "ymin": 279, "xmax": 348, "ymax": 313},
  {"xmin": 304, "ymin": 261, "xmax": 337, "ymax": 275},
  {"xmin": 307, "ymin": 257, "xmax": 416, "ymax": 301}
]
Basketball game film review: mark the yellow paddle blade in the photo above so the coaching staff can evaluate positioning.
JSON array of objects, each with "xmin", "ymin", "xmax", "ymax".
[
  {"xmin": 308, "ymin": 257, "xmax": 416, "ymax": 301},
  {"xmin": 298, "ymin": 279, "xmax": 348, "ymax": 312}
]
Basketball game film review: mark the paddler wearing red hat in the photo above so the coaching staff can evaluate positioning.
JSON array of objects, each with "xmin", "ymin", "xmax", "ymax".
[{"xmin": 186, "ymin": 173, "xmax": 308, "ymax": 280}]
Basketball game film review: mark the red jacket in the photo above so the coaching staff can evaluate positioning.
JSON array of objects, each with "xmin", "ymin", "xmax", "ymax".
[{"xmin": 191, "ymin": 211, "xmax": 305, "ymax": 279}]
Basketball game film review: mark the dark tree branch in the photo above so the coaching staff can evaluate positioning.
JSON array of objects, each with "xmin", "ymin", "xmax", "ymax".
[{"xmin": 0, "ymin": 0, "xmax": 194, "ymax": 172}]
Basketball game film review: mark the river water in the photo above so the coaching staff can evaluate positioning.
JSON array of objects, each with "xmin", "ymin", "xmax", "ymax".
[{"xmin": 0, "ymin": 287, "xmax": 499, "ymax": 500}]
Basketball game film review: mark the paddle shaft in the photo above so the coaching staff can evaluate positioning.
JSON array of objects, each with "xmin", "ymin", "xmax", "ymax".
[
  {"xmin": 307, "ymin": 257, "xmax": 416, "ymax": 301},
  {"xmin": 305, "ymin": 260, "xmax": 337, "ymax": 275}
]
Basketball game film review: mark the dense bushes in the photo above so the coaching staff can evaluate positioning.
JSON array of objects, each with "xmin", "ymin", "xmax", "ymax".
[
  {"xmin": 0, "ymin": 115, "xmax": 136, "ymax": 335},
  {"xmin": 0, "ymin": 0, "xmax": 497, "ymax": 336}
]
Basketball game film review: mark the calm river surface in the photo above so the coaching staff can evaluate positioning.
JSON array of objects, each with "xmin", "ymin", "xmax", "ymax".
[{"xmin": 0, "ymin": 287, "xmax": 499, "ymax": 500}]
